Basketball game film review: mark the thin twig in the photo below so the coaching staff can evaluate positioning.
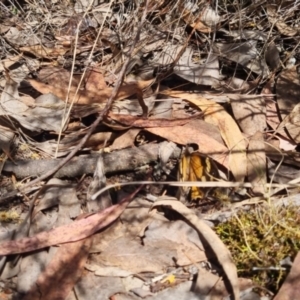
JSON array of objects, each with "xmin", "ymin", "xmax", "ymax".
[{"xmin": 0, "ymin": 0, "xmax": 150, "ymax": 202}]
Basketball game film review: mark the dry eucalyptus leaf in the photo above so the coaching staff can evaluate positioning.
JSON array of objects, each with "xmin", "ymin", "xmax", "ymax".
[
  {"xmin": 150, "ymin": 98, "xmax": 173, "ymax": 118},
  {"xmin": 91, "ymin": 197, "xmax": 168, "ymax": 253},
  {"xmin": 96, "ymin": 236, "xmax": 177, "ymax": 273},
  {"xmin": 151, "ymin": 197, "xmax": 239, "ymax": 300},
  {"xmin": 182, "ymin": 4, "xmax": 220, "ymax": 32},
  {"xmin": 268, "ymin": 157, "xmax": 300, "ymax": 184},
  {"xmin": 22, "ymin": 238, "xmax": 91, "ymax": 300},
  {"xmin": 146, "ymin": 118, "xmax": 229, "ymax": 169},
  {"xmin": 214, "ymin": 41, "xmax": 269, "ymax": 76},
  {"xmin": 0, "ymin": 194, "xmax": 134, "ymax": 256},
  {"xmin": 24, "ymin": 93, "xmax": 67, "ymax": 133},
  {"xmin": 230, "ymin": 93, "xmax": 267, "ymax": 193},
  {"xmin": 201, "ymin": 5, "xmax": 220, "ymax": 27},
  {"xmin": 0, "ymin": 54, "xmax": 23, "ymax": 71},
  {"xmin": 28, "ymin": 76, "xmax": 153, "ymax": 105},
  {"xmin": 0, "ymin": 125, "xmax": 15, "ymax": 162},
  {"xmin": 38, "ymin": 66, "xmax": 79, "ymax": 87},
  {"xmin": 110, "ymin": 129, "xmax": 140, "ymax": 150},
  {"xmin": 267, "ymin": 5, "xmax": 299, "ymax": 37},
  {"xmin": 230, "ymin": 94, "xmax": 266, "ymax": 135},
  {"xmin": 220, "ymin": 29, "xmax": 267, "ymax": 41},
  {"xmin": 277, "ymin": 103, "xmax": 300, "ymax": 143},
  {"xmin": 214, "ymin": 41, "xmax": 257, "ymax": 65},
  {"xmin": 174, "ymin": 47, "xmax": 222, "ymax": 85},
  {"xmin": 276, "ymin": 66, "xmax": 300, "ymax": 142},
  {"xmin": 74, "ymin": 274, "xmax": 124, "ymax": 300},
  {"xmin": 264, "ymin": 79, "xmax": 280, "ymax": 131},
  {"xmin": 90, "ymin": 219, "xmax": 128, "ymax": 253},
  {"xmin": 189, "ymin": 20, "xmax": 212, "ymax": 33},
  {"xmin": 112, "ymin": 96, "xmax": 155, "ymax": 116},
  {"xmin": 143, "ymin": 219, "xmax": 206, "ymax": 266},
  {"xmin": 265, "ymin": 42, "xmax": 281, "ymax": 70},
  {"xmin": 84, "ymin": 67, "xmax": 107, "ymax": 90},
  {"xmin": 4, "ymin": 27, "xmax": 22, "ymax": 46},
  {"xmin": 162, "ymin": 91, "xmax": 247, "ymax": 181},
  {"xmin": 155, "ymin": 43, "xmax": 181, "ymax": 66},
  {"xmin": 215, "ymin": 77, "xmax": 251, "ymax": 93},
  {"xmin": 33, "ymin": 178, "xmax": 64, "ymax": 215},
  {"xmin": 20, "ymin": 45, "xmax": 68, "ymax": 59},
  {"xmin": 19, "ymin": 178, "xmax": 86, "ymax": 298},
  {"xmin": 17, "ymin": 250, "xmax": 54, "ymax": 294},
  {"xmin": 0, "ymin": 71, "xmax": 65, "ymax": 133},
  {"xmin": 0, "ymin": 23, "xmax": 10, "ymax": 35},
  {"xmin": 278, "ymin": 137, "xmax": 297, "ymax": 152},
  {"xmin": 247, "ymin": 132, "xmax": 267, "ymax": 195},
  {"xmin": 19, "ymin": 179, "xmax": 81, "ymax": 295},
  {"xmin": 276, "ymin": 66, "xmax": 300, "ymax": 118}
]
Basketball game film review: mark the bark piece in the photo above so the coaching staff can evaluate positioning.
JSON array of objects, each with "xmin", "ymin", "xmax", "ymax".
[{"xmin": 3, "ymin": 143, "xmax": 181, "ymax": 179}]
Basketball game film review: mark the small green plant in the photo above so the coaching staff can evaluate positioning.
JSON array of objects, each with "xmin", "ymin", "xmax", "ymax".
[{"xmin": 216, "ymin": 203, "xmax": 300, "ymax": 292}]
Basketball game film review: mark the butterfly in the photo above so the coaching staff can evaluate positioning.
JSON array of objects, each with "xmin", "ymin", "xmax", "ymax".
[{"xmin": 178, "ymin": 147, "xmax": 226, "ymax": 201}]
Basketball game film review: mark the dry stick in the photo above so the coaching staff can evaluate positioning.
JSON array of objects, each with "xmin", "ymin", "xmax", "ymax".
[
  {"xmin": 55, "ymin": 0, "xmax": 108, "ymax": 157},
  {"xmin": 0, "ymin": 2, "xmax": 150, "ymax": 202}
]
